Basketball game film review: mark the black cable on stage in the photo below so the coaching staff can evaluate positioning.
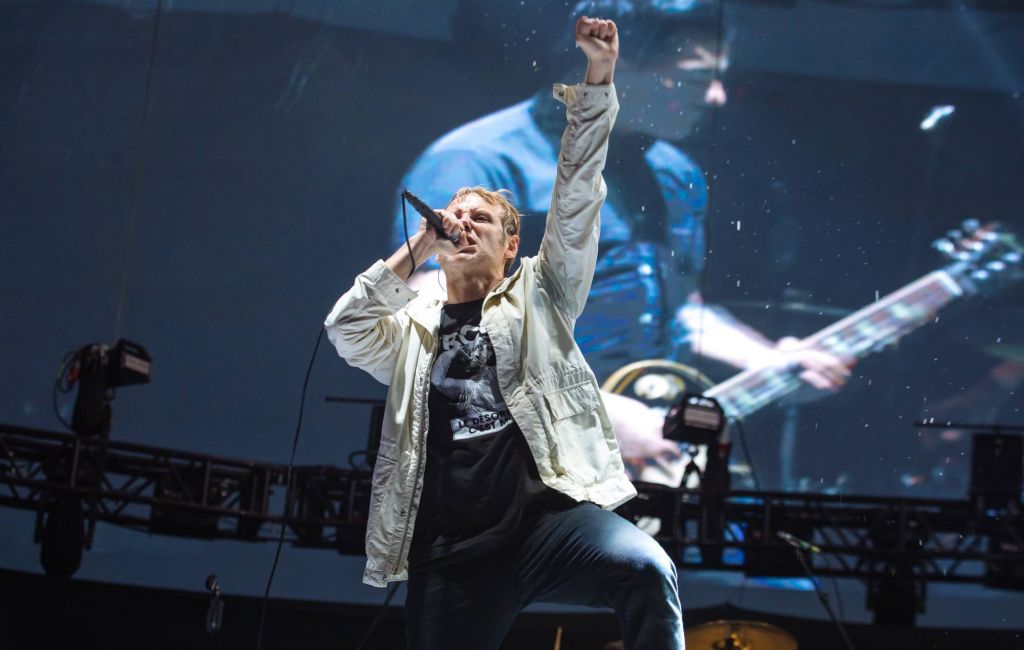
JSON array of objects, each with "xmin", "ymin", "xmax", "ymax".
[
  {"xmin": 353, "ymin": 582, "xmax": 402, "ymax": 650},
  {"xmin": 731, "ymin": 418, "xmax": 762, "ymax": 493},
  {"xmin": 257, "ymin": 197, "xmax": 414, "ymax": 647},
  {"xmin": 256, "ymin": 326, "xmax": 324, "ymax": 650},
  {"xmin": 829, "ymin": 566, "xmax": 847, "ymax": 627}
]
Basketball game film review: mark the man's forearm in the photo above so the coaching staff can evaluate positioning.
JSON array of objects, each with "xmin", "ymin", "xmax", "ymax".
[
  {"xmin": 679, "ymin": 300, "xmax": 777, "ymax": 370},
  {"xmin": 385, "ymin": 231, "xmax": 436, "ymax": 281},
  {"xmin": 323, "ymin": 259, "xmax": 418, "ymax": 385},
  {"xmin": 691, "ymin": 323, "xmax": 777, "ymax": 370}
]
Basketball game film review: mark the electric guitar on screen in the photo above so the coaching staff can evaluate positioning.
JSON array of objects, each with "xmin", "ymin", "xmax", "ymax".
[{"xmin": 603, "ymin": 220, "xmax": 1023, "ymax": 488}]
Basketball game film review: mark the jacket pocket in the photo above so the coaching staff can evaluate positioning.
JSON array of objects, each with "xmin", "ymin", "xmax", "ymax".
[
  {"xmin": 543, "ymin": 381, "xmax": 599, "ymax": 421},
  {"xmin": 542, "ymin": 381, "xmax": 609, "ymax": 485}
]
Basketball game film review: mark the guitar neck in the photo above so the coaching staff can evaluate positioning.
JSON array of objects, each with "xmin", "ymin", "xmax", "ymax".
[{"xmin": 706, "ymin": 270, "xmax": 965, "ymax": 419}]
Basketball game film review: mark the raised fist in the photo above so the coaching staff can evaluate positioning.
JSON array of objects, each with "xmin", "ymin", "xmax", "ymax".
[{"xmin": 575, "ymin": 16, "xmax": 618, "ymax": 83}]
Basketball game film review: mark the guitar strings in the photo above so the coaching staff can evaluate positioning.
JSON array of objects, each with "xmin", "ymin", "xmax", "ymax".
[{"xmin": 721, "ymin": 280, "xmax": 956, "ymax": 418}]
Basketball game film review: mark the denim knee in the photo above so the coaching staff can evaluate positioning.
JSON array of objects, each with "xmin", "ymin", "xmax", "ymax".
[{"xmin": 632, "ymin": 545, "xmax": 678, "ymax": 593}]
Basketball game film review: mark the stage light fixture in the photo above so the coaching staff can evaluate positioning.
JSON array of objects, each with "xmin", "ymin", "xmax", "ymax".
[
  {"xmin": 663, "ymin": 394, "xmax": 725, "ymax": 445},
  {"xmin": 39, "ymin": 340, "xmax": 151, "ymax": 577},
  {"xmin": 985, "ymin": 533, "xmax": 1024, "ymax": 591},
  {"xmin": 868, "ymin": 564, "xmax": 922, "ymax": 626},
  {"xmin": 68, "ymin": 339, "xmax": 151, "ymax": 438},
  {"xmin": 38, "ymin": 496, "xmax": 86, "ymax": 578},
  {"xmin": 970, "ymin": 433, "xmax": 1022, "ymax": 512}
]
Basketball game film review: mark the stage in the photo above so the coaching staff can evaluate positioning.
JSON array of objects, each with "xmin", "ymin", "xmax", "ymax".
[{"xmin": 2, "ymin": 0, "xmax": 1023, "ymax": 647}]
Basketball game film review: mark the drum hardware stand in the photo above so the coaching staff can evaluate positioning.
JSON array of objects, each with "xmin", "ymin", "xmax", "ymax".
[
  {"xmin": 205, "ymin": 574, "xmax": 224, "ymax": 635},
  {"xmin": 778, "ymin": 531, "xmax": 857, "ymax": 650}
]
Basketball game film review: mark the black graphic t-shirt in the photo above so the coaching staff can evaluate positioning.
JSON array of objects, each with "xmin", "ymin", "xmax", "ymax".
[{"xmin": 409, "ymin": 298, "xmax": 573, "ymax": 571}]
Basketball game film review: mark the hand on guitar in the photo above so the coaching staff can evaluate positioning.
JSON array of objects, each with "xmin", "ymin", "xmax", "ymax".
[
  {"xmin": 676, "ymin": 298, "xmax": 853, "ymax": 393},
  {"xmin": 602, "ymin": 391, "xmax": 682, "ymax": 465},
  {"xmin": 753, "ymin": 337, "xmax": 854, "ymax": 393}
]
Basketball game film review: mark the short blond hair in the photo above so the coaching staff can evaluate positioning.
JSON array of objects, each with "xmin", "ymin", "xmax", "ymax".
[{"xmin": 447, "ymin": 187, "xmax": 522, "ymax": 274}]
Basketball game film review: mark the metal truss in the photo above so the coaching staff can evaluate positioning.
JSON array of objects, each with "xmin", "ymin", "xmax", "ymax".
[
  {"xmin": 623, "ymin": 484, "xmax": 1023, "ymax": 579},
  {"xmin": 0, "ymin": 423, "xmax": 370, "ymax": 550},
  {"xmin": 3, "ymin": 423, "xmax": 1022, "ymax": 620}
]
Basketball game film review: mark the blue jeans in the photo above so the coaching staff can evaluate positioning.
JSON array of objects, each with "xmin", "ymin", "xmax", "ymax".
[{"xmin": 405, "ymin": 502, "xmax": 683, "ymax": 650}]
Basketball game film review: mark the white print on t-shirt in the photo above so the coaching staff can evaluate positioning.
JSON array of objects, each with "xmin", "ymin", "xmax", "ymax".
[
  {"xmin": 449, "ymin": 409, "xmax": 514, "ymax": 441},
  {"xmin": 432, "ymin": 323, "xmax": 513, "ymax": 441}
]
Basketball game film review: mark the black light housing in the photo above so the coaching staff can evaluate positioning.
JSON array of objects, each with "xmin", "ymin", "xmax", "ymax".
[
  {"xmin": 663, "ymin": 393, "xmax": 726, "ymax": 445},
  {"xmin": 70, "ymin": 339, "xmax": 151, "ymax": 438},
  {"xmin": 108, "ymin": 338, "xmax": 152, "ymax": 387}
]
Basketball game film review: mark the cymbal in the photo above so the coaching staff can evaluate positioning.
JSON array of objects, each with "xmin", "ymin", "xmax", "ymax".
[{"xmin": 686, "ymin": 620, "xmax": 798, "ymax": 650}]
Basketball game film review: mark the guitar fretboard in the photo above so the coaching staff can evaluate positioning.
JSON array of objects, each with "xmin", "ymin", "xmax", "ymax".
[{"xmin": 706, "ymin": 270, "xmax": 964, "ymax": 419}]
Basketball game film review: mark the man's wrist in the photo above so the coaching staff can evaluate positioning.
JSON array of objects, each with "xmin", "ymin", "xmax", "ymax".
[
  {"xmin": 585, "ymin": 61, "xmax": 615, "ymax": 85},
  {"xmin": 412, "ymin": 231, "xmax": 438, "ymax": 259}
]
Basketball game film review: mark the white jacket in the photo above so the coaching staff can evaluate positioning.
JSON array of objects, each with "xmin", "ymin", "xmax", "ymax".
[{"xmin": 325, "ymin": 82, "xmax": 635, "ymax": 587}]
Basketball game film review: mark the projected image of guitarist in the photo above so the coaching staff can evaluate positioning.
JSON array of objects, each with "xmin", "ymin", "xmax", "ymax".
[{"xmin": 391, "ymin": 0, "xmax": 853, "ymax": 474}]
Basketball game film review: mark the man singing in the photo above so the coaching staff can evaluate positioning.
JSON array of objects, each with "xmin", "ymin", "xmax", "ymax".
[{"xmin": 325, "ymin": 16, "xmax": 682, "ymax": 650}]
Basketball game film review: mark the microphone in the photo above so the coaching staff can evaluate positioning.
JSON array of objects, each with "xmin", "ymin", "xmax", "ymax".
[
  {"xmin": 777, "ymin": 530, "xmax": 822, "ymax": 554},
  {"xmin": 401, "ymin": 190, "xmax": 461, "ymax": 246}
]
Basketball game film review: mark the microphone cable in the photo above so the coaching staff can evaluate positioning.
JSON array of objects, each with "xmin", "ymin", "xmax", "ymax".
[
  {"xmin": 400, "ymin": 191, "xmax": 452, "ymax": 292},
  {"xmin": 256, "ymin": 323, "xmax": 406, "ymax": 650},
  {"xmin": 353, "ymin": 581, "xmax": 402, "ymax": 650},
  {"xmin": 256, "ymin": 325, "xmax": 324, "ymax": 650},
  {"xmin": 401, "ymin": 195, "xmax": 417, "ymax": 279},
  {"xmin": 257, "ymin": 209, "xmax": 417, "ymax": 647}
]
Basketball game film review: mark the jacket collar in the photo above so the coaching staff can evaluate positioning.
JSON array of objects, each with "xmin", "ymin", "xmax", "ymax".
[
  {"xmin": 405, "ymin": 263, "xmax": 524, "ymax": 332},
  {"xmin": 485, "ymin": 260, "xmax": 524, "ymax": 303}
]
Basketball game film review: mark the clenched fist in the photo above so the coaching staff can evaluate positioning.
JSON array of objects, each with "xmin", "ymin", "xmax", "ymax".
[{"xmin": 575, "ymin": 16, "xmax": 618, "ymax": 85}]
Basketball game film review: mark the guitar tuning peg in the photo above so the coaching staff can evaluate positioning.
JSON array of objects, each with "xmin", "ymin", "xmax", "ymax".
[
  {"xmin": 987, "ymin": 260, "xmax": 1007, "ymax": 273},
  {"xmin": 971, "ymin": 269, "xmax": 991, "ymax": 281},
  {"xmin": 932, "ymin": 238, "xmax": 955, "ymax": 255},
  {"xmin": 1004, "ymin": 251, "xmax": 1022, "ymax": 264},
  {"xmin": 946, "ymin": 229, "xmax": 963, "ymax": 242},
  {"xmin": 961, "ymin": 219, "xmax": 980, "ymax": 233}
]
